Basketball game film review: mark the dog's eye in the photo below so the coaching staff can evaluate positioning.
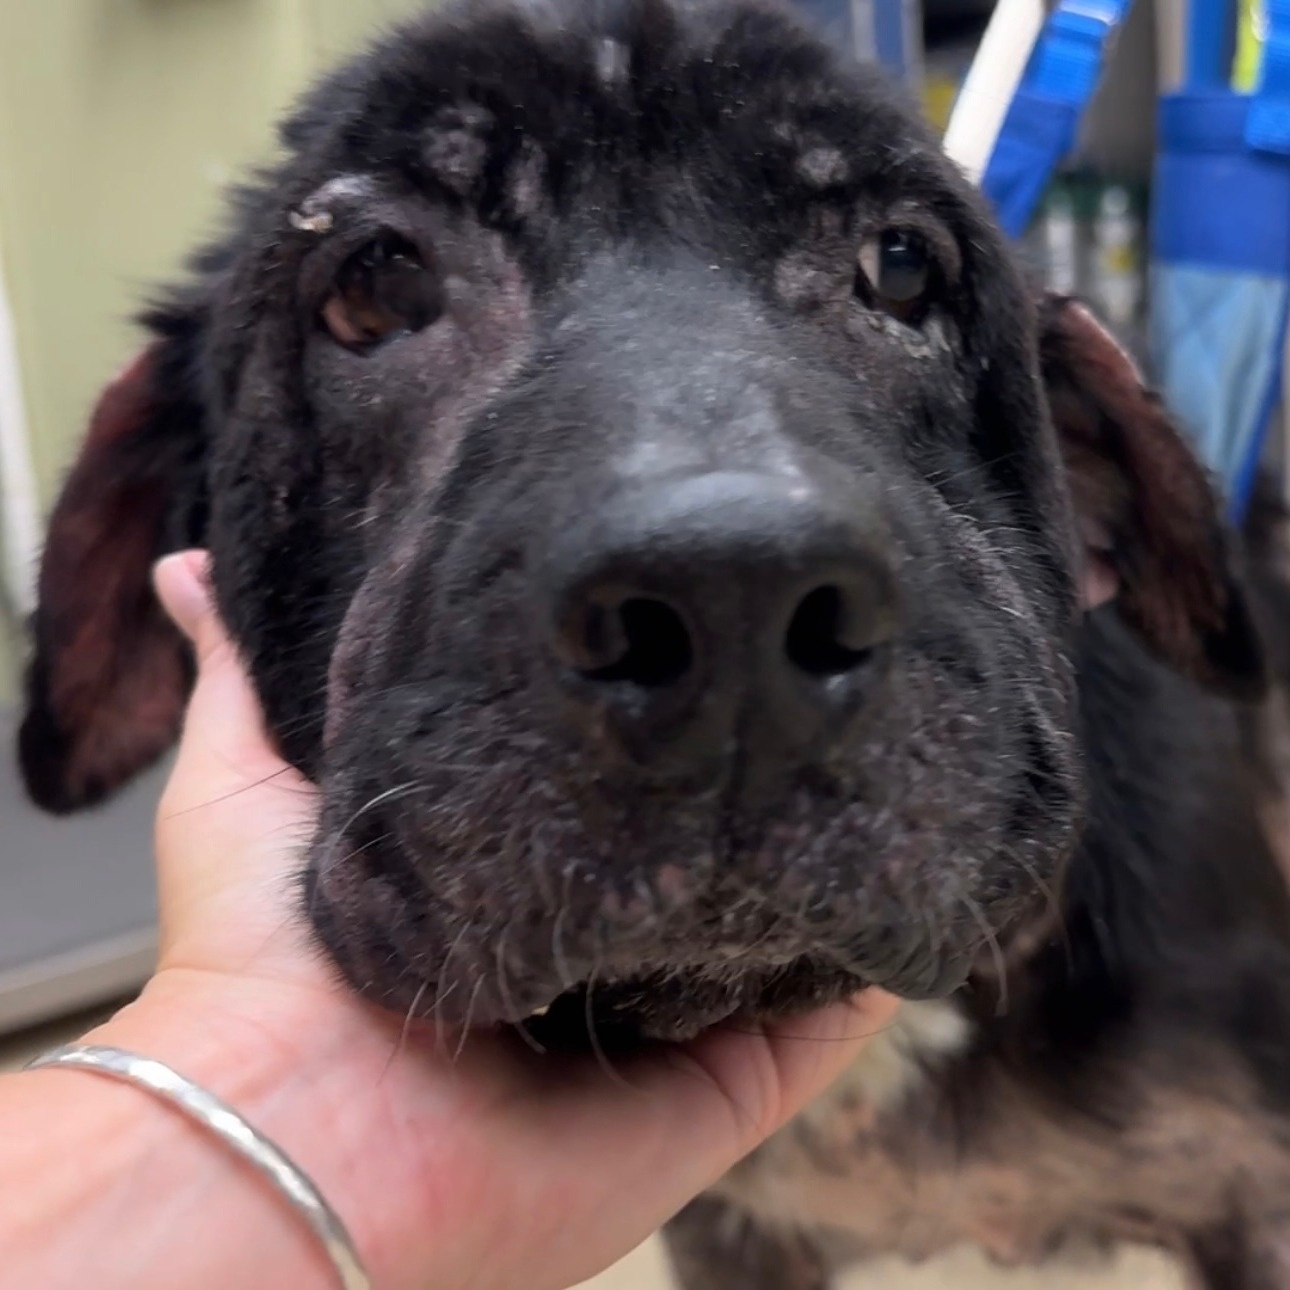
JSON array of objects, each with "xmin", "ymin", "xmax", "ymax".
[
  {"xmin": 855, "ymin": 230, "xmax": 934, "ymax": 323},
  {"xmin": 321, "ymin": 234, "xmax": 443, "ymax": 348}
]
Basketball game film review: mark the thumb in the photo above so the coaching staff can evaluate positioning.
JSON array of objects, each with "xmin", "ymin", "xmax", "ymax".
[
  {"xmin": 151, "ymin": 551, "xmax": 319, "ymax": 972},
  {"xmin": 153, "ymin": 549, "xmax": 224, "ymax": 663},
  {"xmin": 153, "ymin": 550, "xmax": 315, "ymax": 812}
]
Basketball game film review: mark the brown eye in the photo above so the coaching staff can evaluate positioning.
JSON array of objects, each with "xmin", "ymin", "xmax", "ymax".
[
  {"xmin": 321, "ymin": 233, "xmax": 443, "ymax": 348},
  {"xmin": 855, "ymin": 229, "xmax": 935, "ymax": 324}
]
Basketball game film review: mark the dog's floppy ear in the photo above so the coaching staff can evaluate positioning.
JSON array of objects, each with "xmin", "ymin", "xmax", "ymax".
[
  {"xmin": 18, "ymin": 300, "xmax": 210, "ymax": 813},
  {"xmin": 1039, "ymin": 294, "xmax": 1265, "ymax": 700}
]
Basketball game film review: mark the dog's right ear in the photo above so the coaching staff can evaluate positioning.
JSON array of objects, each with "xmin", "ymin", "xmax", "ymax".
[
  {"xmin": 1039, "ymin": 294, "xmax": 1266, "ymax": 701},
  {"xmin": 18, "ymin": 301, "xmax": 210, "ymax": 814}
]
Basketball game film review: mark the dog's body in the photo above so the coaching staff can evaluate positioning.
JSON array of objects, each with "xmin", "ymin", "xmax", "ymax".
[{"xmin": 16, "ymin": 0, "xmax": 1290, "ymax": 1284}]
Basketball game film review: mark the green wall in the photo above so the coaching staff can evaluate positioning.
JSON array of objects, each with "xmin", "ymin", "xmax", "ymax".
[{"xmin": 0, "ymin": 0, "xmax": 429, "ymax": 692}]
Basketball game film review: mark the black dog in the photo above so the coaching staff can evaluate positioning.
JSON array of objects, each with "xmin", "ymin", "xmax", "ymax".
[{"xmin": 18, "ymin": 0, "xmax": 1290, "ymax": 1282}]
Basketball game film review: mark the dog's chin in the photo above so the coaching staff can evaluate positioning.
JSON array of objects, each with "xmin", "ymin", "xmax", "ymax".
[
  {"xmin": 335, "ymin": 953, "xmax": 882, "ymax": 1052},
  {"xmin": 513, "ymin": 962, "xmax": 880, "ymax": 1051},
  {"xmin": 541, "ymin": 963, "xmax": 856, "ymax": 1046},
  {"xmin": 310, "ymin": 888, "xmax": 974, "ymax": 1054},
  {"xmin": 304, "ymin": 824, "xmax": 997, "ymax": 1055}
]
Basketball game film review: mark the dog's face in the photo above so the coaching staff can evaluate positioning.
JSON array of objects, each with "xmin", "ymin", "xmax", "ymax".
[{"xmin": 19, "ymin": 0, "xmax": 1263, "ymax": 1043}]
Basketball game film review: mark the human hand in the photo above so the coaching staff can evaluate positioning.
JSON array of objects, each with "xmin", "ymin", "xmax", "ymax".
[{"xmin": 100, "ymin": 548, "xmax": 898, "ymax": 1290}]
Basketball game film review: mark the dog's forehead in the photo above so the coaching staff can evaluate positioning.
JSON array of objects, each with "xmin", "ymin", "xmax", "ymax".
[{"xmin": 285, "ymin": 0, "xmax": 953, "ymax": 226}]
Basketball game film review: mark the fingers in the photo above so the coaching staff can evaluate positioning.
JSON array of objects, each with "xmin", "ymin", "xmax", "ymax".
[
  {"xmin": 712, "ymin": 989, "xmax": 902, "ymax": 1144},
  {"xmin": 635, "ymin": 990, "xmax": 901, "ymax": 1159},
  {"xmin": 484, "ymin": 989, "xmax": 902, "ymax": 1287}
]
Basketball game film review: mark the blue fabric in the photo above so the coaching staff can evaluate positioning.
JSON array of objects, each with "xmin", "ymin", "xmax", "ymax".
[
  {"xmin": 980, "ymin": 0, "xmax": 1133, "ymax": 237},
  {"xmin": 1151, "ymin": 88, "xmax": 1290, "ymax": 519},
  {"xmin": 1155, "ymin": 94, "xmax": 1290, "ymax": 276},
  {"xmin": 1150, "ymin": 265, "xmax": 1289, "ymax": 514},
  {"xmin": 873, "ymin": 0, "xmax": 913, "ymax": 77}
]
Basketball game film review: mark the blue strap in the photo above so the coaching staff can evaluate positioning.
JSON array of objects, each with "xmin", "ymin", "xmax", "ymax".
[
  {"xmin": 1185, "ymin": 0, "xmax": 1236, "ymax": 88},
  {"xmin": 1027, "ymin": 0, "xmax": 1132, "ymax": 107},
  {"xmin": 981, "ymin": 0, "xmax": 1134, "ymax": 237},
  {"xmin": 1249, "ymin": 0, "xmax": 1290, "ymax": 153}
]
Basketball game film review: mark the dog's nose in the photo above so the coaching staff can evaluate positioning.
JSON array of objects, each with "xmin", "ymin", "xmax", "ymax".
[{"xmin": 543, "ymin": 471, "xmax": 898, "ymax": 777}]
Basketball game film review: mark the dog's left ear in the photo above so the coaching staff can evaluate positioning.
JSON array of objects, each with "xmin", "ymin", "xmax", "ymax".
[
  {"xmin": 17, "ymin": 298, "xmax": 210, "ymax": 814},
  {"xmin": 1039, "ymin": 294, "xmax": 1266, "ymax": 700}
]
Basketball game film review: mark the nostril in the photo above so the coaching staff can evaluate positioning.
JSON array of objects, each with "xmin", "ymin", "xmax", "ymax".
[
  {"xmin": 574, "ymin": 596, "xmax": 694, "ymax": 688},
  {"xmin": 785, "ymin": 584, "xmax": 877, "ymax": 678}
]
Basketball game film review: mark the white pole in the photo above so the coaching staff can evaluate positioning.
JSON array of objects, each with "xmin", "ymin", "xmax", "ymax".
[
  {"xmin": 0, "ymin": 241, "xmax": 40, "ymax": 619},
  {"xmin": 941, "ymin": 0, "xmax": 1048, "ymax": 183}
]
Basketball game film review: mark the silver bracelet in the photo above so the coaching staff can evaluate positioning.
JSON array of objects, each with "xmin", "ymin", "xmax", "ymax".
[{"xmin": 24, "ymin": 1043, "xmax": 371, "ymax": 1290}]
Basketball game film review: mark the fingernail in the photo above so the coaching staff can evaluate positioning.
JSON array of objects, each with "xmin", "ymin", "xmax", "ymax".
[{"xmin": 153, "ymin": 550, "xmax": 213, "ymax": 641}]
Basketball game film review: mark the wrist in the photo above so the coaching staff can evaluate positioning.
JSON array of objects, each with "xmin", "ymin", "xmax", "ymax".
[
  {"xmin": 11, "ymin": 968, "xmax": 446, "ymax": 1290},
  {"xmin": 93, "ymin": 967, "xmax": 449, "ymax": 1290}
]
